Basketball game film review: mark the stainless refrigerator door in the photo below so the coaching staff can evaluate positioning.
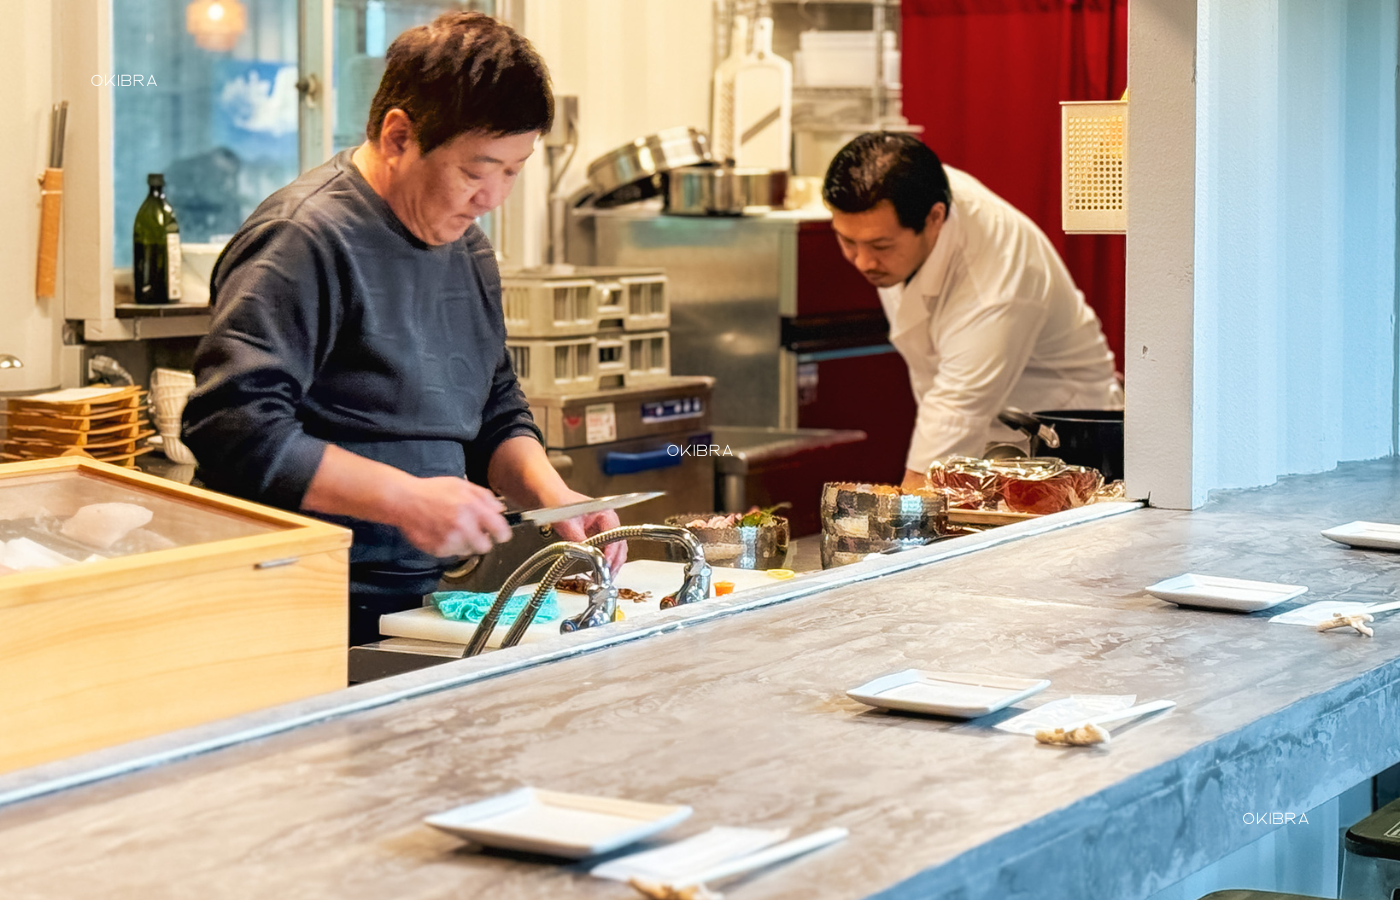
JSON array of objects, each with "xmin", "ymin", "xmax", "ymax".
[{"xmin": 588, "ymin": 211, "xmax": 789, "ymax": 427}]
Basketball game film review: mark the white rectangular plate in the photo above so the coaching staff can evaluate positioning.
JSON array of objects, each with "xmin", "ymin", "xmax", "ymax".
[
  {"xmin": 1322, "ymin": 521, "xmax": 1400, "ymax": 551},
  {"xmin": 847, "ymin": 669, "xmax": 1050, "ymax": 718},
  {"xmin": 425, "ymin": 787, "xmax": 692, "ymax": 859},
  {"xmin": 1147, "ymin": 574, "xmax": 1307, "ymax": 612}
]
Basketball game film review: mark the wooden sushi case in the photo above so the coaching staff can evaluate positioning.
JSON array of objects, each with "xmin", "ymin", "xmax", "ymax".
[{"xmin": 0, "ymin": 457, "xmax": 352, "ymax": 774}]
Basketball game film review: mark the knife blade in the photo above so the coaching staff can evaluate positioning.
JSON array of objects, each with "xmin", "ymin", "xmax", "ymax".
[{"xmin": 503, "ymin": 491, "xmax": 663, "ymax": 527}]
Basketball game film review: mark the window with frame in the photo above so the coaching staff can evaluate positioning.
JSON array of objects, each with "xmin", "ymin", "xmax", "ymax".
[{"xmin": 111, "ymin": 0, "xmax": 497, "ymax": 269}]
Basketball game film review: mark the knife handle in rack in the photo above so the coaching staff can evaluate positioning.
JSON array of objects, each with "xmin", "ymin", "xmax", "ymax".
[{"xmin": 36, "ymin": 168, "xmax": 63, "ymax": 299}]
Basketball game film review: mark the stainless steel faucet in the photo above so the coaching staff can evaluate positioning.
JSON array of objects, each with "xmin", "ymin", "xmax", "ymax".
[
  {"xmin": 498, "ymin": 524, "xmax": 713, "ymax": 649},
  {"xmin": 463, "ymin": 541, "xmax": 615, "ymax": 658}
]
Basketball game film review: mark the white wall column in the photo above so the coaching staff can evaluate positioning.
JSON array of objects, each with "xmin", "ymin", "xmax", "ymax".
[
  {"xmin": 1128, "ymin": 0, "xmax": 1398, "ymax": 507},
  {"xmin": 1124, "ymin": 0, "xmax": 1197, "ymax": 507}
]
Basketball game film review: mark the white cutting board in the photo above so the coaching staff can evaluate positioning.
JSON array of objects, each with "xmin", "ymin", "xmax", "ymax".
[{"xmin": 379, "ymin": 560, "xmax": 781, "ymax": 648}]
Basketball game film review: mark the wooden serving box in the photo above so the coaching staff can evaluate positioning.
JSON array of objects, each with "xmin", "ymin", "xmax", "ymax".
[{"xmin": 0, "ymin": 457, "xmax": 352, "ymax": 774}]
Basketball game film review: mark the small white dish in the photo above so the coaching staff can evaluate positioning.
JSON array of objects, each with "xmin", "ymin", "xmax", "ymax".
[
  {"xmin": 847, "ymin": 669, "xmax": 1050, "ymax": 718},
  {"xmin": 1322, "ymin": 521, "xmax": 1400, "ymax": 551},
  {"xmin": 1147, "ymin": 574, "xmax": 1306, "ymax": 612},
  {"xmin": 424, "ymin": 787, "xmax": 691, "ymax": 859}
]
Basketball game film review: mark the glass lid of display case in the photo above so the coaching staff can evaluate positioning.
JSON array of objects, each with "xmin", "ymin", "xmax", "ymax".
[{"xmin": 0, "ymin": 468, "xmax": 288, "ymax": 576}]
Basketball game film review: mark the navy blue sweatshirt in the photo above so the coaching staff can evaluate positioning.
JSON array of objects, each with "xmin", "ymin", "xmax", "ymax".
[{"xmin": 182, "ymin": 149, "xmax": 541, "ymax": 595}]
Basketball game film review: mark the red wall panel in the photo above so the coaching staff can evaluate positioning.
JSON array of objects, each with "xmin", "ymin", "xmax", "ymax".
[{"xmin": 900, "ymin": 0, "xmax": 1127, "ymax": 370}]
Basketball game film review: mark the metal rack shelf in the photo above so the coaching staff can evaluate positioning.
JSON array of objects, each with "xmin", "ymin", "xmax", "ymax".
[{"xmin": 715, "ymin": 0, "xmax": 906, "ymax": 173}]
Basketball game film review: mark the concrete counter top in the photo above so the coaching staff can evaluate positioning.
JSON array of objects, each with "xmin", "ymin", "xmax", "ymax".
[{"xmin": 0, "ymin": 461, "xmax": 1398, "ymax": 898}]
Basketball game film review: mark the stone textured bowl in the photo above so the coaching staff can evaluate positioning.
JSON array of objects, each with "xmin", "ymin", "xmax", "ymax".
[
  {"xmin": 819, "ymin": 483, "xmax": 948, "ymax": 569},
  {"xmin": 665, "ymin": 513, "xmax": 791, "ymax": 570}
]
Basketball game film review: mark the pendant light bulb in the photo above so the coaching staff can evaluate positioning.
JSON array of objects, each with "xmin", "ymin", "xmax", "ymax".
[{"xmin": 186, "ymin": 0, "xmax": 247, "ymax": 52}]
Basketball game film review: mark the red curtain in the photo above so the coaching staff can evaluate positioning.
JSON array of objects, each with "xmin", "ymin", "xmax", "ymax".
[{"xmin": 900, "ymin": 0, "xmax": 1127, "ymax": 370}]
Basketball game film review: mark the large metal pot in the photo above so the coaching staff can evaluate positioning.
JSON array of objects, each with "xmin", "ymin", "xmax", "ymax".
[
  {"xmin": 585, "ymin": 127, "xmax": 713, "ymax": 208},
  {"xmin": 997, "ymin": 408, "xmax": 1124, "ymax": 482},
  {"xmin": 665, "ymin": 165, "xmax": 788, "ymax": 216}
]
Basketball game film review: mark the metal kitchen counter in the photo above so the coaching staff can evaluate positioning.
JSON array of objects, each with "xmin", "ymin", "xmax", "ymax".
[{"xmin": 1, "ymin": 460, "xmax": 1400, "ymax": 898}]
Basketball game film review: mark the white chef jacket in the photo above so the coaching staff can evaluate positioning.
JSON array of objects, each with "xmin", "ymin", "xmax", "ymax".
[{"xmin": 878, "ymin": 166, "xmax": 1121, "ymax": 473}]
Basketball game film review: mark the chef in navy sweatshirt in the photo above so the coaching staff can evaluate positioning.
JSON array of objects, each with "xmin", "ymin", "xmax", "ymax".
[{"xmin": 183, "ymin": 12, "xmax": 623, "ymax": 644}]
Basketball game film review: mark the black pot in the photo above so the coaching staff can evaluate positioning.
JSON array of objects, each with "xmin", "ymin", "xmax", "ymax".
[{"xmin": 997, "ymin": 408, "xmax": 1124, "ymax": 482}]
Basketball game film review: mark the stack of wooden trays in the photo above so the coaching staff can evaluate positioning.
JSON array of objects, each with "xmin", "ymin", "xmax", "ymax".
[{"xmin": 0, "ymin": 386, "xmax": 153, "ymax": 468}]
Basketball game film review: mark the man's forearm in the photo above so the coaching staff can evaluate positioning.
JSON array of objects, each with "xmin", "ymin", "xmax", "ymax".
[
  {"xmin": 486, "ymin": 435, "xmax": 573, "ymax": 508},
  {"xmin": 301, "ymin": 443, "xmax": 417, "ymax": 525}
]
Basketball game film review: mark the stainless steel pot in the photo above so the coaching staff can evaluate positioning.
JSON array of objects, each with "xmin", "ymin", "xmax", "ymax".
[
  {"xmin": 997, "ymin": 408, "xmax": 1124, "ymax": 482},
  {"xmin": 665, "ymin": 165, "xmax": 788, "ymax": 216},
  {"xmin": 585, "ymin": 127, "xmax": 713, "ymax": 208}
]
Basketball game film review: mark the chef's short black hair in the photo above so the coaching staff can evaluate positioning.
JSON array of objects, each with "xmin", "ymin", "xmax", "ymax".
[
  {"xmin": 367, "ymin": 11, "xmax": 553, "ymax": 154},
  {"xmin": 823, "ymin": 133, "xmax": 951, "ymax": 233}
]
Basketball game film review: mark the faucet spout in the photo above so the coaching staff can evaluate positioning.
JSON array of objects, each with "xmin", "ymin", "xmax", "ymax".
[
  {"xmin": 464, "ymin": 541, "xmax": 614, "ymax": 657},
  {"xmin": 498, "ymin": 526, "xmax": 712, "ymax": 650}
]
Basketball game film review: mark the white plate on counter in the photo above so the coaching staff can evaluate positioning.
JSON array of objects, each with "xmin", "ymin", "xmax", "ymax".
[
  {"xmin": 425, "ymin": 787, "xmax": 691, "ymax": 859},
  {"xmin": 846, "ymin": 669, "xmax": 1050, "ymax": 719},
  {"xmin": 1146, "ymin": 574, "xmax": 1307, "ymax": 612},
  {"xmin": 1322, "ymin": 521, "xmax": 1400, "ymax": 551}
]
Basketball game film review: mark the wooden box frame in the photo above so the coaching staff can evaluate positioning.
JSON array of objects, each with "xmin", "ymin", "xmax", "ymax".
[{"xmin": 0, "ymin": 458, "xmax": 352, "ymax": 774}]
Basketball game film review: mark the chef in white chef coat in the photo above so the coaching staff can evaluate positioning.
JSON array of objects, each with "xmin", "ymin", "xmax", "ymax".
[{"xmin": 822, "ymin": 132, "xmax": 1123, "ymax": 490}]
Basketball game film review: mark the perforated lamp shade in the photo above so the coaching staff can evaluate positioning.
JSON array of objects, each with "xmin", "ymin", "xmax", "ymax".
[{"xmin": 1060, "ymin": 99, "xmax": 1128, "ymax": 234}]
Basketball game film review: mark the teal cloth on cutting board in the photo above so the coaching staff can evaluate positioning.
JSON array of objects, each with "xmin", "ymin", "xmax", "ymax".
[{"xmin": 430, "ymin": 588, "xmax": 560, "ymax": 625}]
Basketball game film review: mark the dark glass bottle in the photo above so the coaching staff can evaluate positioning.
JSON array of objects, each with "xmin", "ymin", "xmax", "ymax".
[{"xmin": 133, "ymin": 173, "xmax": 182, "ymax": 304}]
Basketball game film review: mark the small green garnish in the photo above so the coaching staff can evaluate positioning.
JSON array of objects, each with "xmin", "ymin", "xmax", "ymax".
[{"xmin": 737, "ymin": 504, "xmax": 786, "ymax": 527}]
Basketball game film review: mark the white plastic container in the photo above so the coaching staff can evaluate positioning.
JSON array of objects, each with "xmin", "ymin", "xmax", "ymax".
[
  {"xmin": 795, "ymin": 31, "xmax": 900, "ymax": 89},
  {"xmin": 178, "ymin": 242, "xmax": 224, "ymax": 306}
]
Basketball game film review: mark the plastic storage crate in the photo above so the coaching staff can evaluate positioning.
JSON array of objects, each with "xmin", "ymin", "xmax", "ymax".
[
  {"xmin": 1061, "ymin": 99, "xmax": 1127, "ymax": 234},
  {"xmin": 595, "ymin": 281, "xmax": 627, "ymax": 332},
  {"xmin": 506, "ymin": 337, "xmax": 599, "ymax": 396},
  {"xmin": 500, "ymin": 276, "xmax": 598, "ymax": 337},
  {"xmin": 624, "ymin": 331, "xmax": 672, "ymax": 386},
  {"xmin": 620, "ymin": 274, "xmax": 670, "ymax": 331},
  {"xmin": 596, "ymin": 335, "xmax": 628, "ymax": 389}
]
